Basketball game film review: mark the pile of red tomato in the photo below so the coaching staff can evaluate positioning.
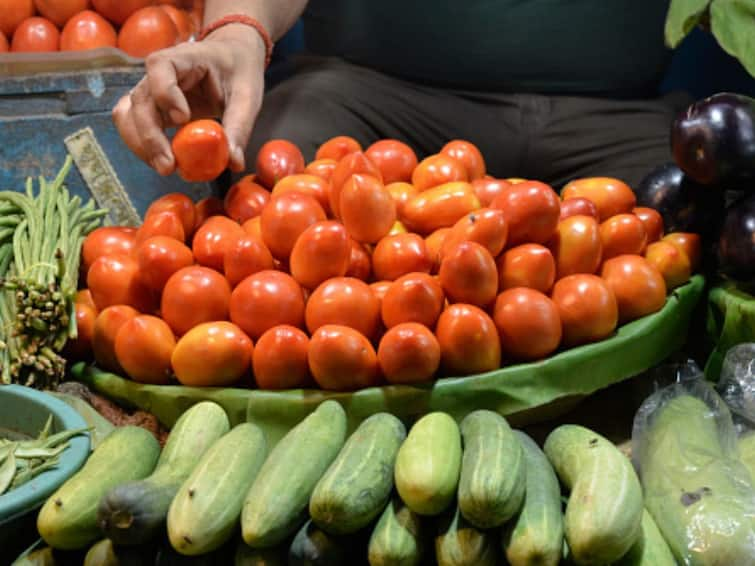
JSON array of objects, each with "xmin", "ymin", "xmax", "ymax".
[
  {"xmin": 0, "ymin": 0, "xmax": 200, "ymax": 58},
  {"xmin": 69, "ymin": 130, "xmax": 701, "ymax": 392}
]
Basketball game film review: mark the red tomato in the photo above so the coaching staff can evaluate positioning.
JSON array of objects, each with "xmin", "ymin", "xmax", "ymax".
[
  {"xmin": 307, "ymin": 324, "xmax": 380, "ymax": 391},
  {"xmin": 253, "ymin": 325, "xmax": 312, "ymax": 390},
  {"xmin": 440, "ymin": 140, "xmax": 486, "ymax": 180},
  {"xmin": 136, "ymin": 236, "xmax": 194, "ymax": 292},
  {"xmin": 172, "ymin": 321, "xmax": 253, "ymax": 387},
  {"xmin": 490, "ymin": 181, "xmax": 560, "ymax": 246},
  {"xmin": 370, "ymin": 280, "xmax": 392, "ymax": 303},
  {"xmin": 11, "ymin": 17, "xmax": 59, "ymax": 52},
  {"xmin": 135, "ymin": 210, "xmax": 185, "ymax": 244},
  {"xmin": 561, "ymin": 177, "xmax": 636, "ymax": 222},
  {"xmin": 171, "ymin": 119, "xmax": 230, "ymax": 182},
  {"xmin": 117, "ymin": 6, "xmax": 178, "ymax": 58},
  {"xmin": 60, "ymin": 10, "xmax": 117, "ymax": 51},
  {"xmin": 435, "ymin": 304, "xmax": 501, "ymax": 376},
  {"xmin": 633, "ymin": 207, "xmax": 664, "ymax": 244},
  {"xmin": 315, "ymin": 136, "xmax": 361, "ymax": 161},
  {"xmin": 145, "ymin": 193, "xmax": 196, "ymax": 238},
  {"xmin": 82, "ymin": 226, "xmax": 137, "ymax": 273},
  {"xmin": 492, "ymin": 288, "xmax": 561, "ymax": 361},
  {"xmin": 425, "ymin": 228, "xmax": 451, "ymax": 273},
  {"xmin": 260, "ymin": 192, "xmax": 326, "ymax": 260},
  {"xmin": 289, "ymin": 221, "xmax": 350, "ymax": 289},
  {"xmin": 601, "ymin": 255, "xmax": 667, "ymax": 323},
  {"xmin": 0, "ymin": 0, "xmax": 34, "ymax": 37},
  {"xmin": 411, "ymin": 154, "xmax": 468, "ymax": 191},
  {"xmin": 223, "ymin": 235, "xmax": 275, "ymax": 288},
  {"xmin": 439, "ymin": 241, "xmax": 498, "ymax": 307},
  {"xmin": 91, "ymin": 0, "xmax": 151, "ymax": 25},
  {"xmin": 114, "ymin": 315, "xmax": 175, "ymax": 384},
  {"xmin": 229, "ymin": 270, "xmax": 305, "ymax": 339},
  {"xmin": 339, "ymin": 174, "xmax": 397, "ymax": 244},
  {"xmin": 0, "ymin": 31, "xmax": 8, "ymax": 52},
  {"xmin": 551, "ymin": 274, "xmax": 618, "ymax": 346},
  {"xmin": 345, "ymin": 239, "xmax": 372, "ymax": 281},
  {"xmin": 75, "ymin": 289, "xmax": 98, "ymax": 312},
  {"xmin": 272, "ymin": 174, "xmax": 331, "ymax": 214},
  {"xmin": 192, "ymin": 215, "xmax": 244, "ymax": 272},
  {"xmin": 599, "ymin": 214, "xmax": 648, "ymax": 260},
  {"xmin": 372, "ymin": 233, "xmax": 432, "ymax": 281},
  {"xmin": 64, "ymin": 303, "xmax": 96, "ymax": 361},
  {"xmin": 386, "ymin": 182, "xmax": 419, "ymax": 218},
  {"xmin": 92, "ymin": 305, "xmax": 139, "ymax": 372},
  {"xmin": 497, "ymin": 243, "xmax": 556, "ymax": 293},
  {"xmin": 242, "ymin": 216, "xmax": 262, "ymax": 240},
  {"xmin": 441, "ymin": 207, "xmax": 508, "ymax": 259},
  {"xmin": 87, "ymin": 254, "xmax": 156, "ymax": 312},
  {"xmin": 161, "ymin": 266, "xmax": 231, "ymax": 336},
  {"xmin": 471, "ymin": 178, "xmax": 510, "ymax": 207},
  {"xmin": 305, "ymin": 277, "xmax": 380, "ymax": 338},
  {"xmin": 644, "ymin": 241, "xmax": 692, "ymax": 290},
  {"xmin": 255, "ymin": 139, "xmax": 305, "ymax": 189},
  {"xmin": 160, "ymin": 4, "xmax": 193, "ymax": 41},
  {"xmin": 560, "ymin": 197, "xmax": 599, "ymax": 221},
  {"xmin": 365, "ymin": 139, "xmax": 418, "ymax": 184},
  {"xmin": 305, "ymin": 158, "xmax": 337, "ymax": 183},
  {"xmin": 378, "ymin": 322, "xmax": 440, "ymax": 384},
  {"xmin": 549, "ymin": 215, "xmax": 602, "ymax": 279},
  {"xmin": 402, "ymin": 182, "xmax": 481, "ymax": 235},
  {"xmin": 34, "ymin": 0, "xmax": 88, "ymax": 28},
  {"xmin": 381, "ymin": 272, "xmax": 445, "ymax": 329},
  {"xmin": 662, "ymin": 232, "xmax": 701, "ymax": 271},
  {"xmin": 224, "ymin": 175, "xmax": 271, "ymax": 223},
  {"xmin": 194, "ymin": 196, "xmax": 225, "ymax": 230},
  {"xmin": 329, "ymin": 152, "xmax": 383, "ymax": 218}
]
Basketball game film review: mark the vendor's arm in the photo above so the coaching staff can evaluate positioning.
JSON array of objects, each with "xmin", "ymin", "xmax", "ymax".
[{"xmin": 112, "ymin": 0, "xmax": 308, "ymax": 175}]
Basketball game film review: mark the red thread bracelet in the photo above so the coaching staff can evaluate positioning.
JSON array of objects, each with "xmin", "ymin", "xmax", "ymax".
[{"xmin": 199, "ymin": 15, "xmax": 274, "ymax": 67}]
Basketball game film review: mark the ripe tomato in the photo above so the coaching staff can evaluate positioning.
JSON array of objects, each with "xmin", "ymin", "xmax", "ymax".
[
  {"xmin": 136, "ymin": 235, "xmax": 194, "ymax": 292},
  {"xmin": 305, "ymin": 277, "xmax": 380, "ymax": 338},
  {"xmin": 305, "ymin": 158, "xmax": 337, "ymax": 183},
  {"xmin": 599, "ymin": 214, "xmax": 648, "ymax": 260},
  {"xmin": 471, "ymin": 178, "xmax": 510, "ymax": 207},
  {"xmin": 272, "ymin": 174, "xmax": 330, "ymax": 214},
  {"xmin": 329, "ymin": 152, "xmax": 383, "ymax": 218},
  {"xmin": 172, "ymin": 321, "xmax": 253, "ymax": 387},
  {"xmin": 386, "ymin": 182, "xmax": 419, "ymax": 218},
  {"xmin": 339, "ymin": 174, "xmax": 396, "ymax": 244},
  {"xmin": 34, "ymin": 0, "xmax": 88, "ymax": 28},
  {"xmin": 345, "ymin": 239, "xmax": 372, "ymax": 281},
  {"xmin": 411, "ymin": 154, "xmax": 468, "ymax": 191},
  {"xmin": 224, "ymin": 175, "xmax": 270, "ymax": 223},
  {"xmin": 370, "ymin": 280, "xmax": 392, "ymax": 303},
  {"xmin": 92, "ymin": 0, "xmax": 151, "ymax": 25},
  {"xmin": 75, "ymin": 289, "xmax": 98, "ymax": 312},
  {"xmin": 308, "ymin": 324, "xmax": 380, "ymax": 390},
  {"xmin": 378, "ymin": 323, "xmax": 440, "ymax": 384},
  {"xmin": 662, "ymin": 232, "xmax": 701, "ymax": 271},
  {"xmin": 192, "ymin": 215, "xmax": 244, "ymax": 272},
  {"xmin": 11, "ymin": 17, "xmax": 59, "ymax": 52},
  {"xmin": 402, "ymin": 182, "xmax": 480, "ymax": 235},
  {"xmin": 560, "ymin": 197, "xmax": 599, "ymax": 221},
  {"xmin": 146, "ymin": 192, "xmax": 196, "ymax": 238},
  {"xmin": 440, "ymin": 140, "xmax": 486, "ymax": 180},
  {"xmin": 551, "ymin": 274, "xmax": 618, "ymax": 346},
  {"xmin": 64, "ymin": 303, "xmax": 96, "ymax": 361},
  {"xmin": 194, "ymin": 196, "xmax": 225, "ymax": 230},
  {"xmin": 644, "ymin": 241, "xmax": 692, "ymax": 290},
  {"xmin": 223, "ymin": 235, "xmax": 274, "ymax": 288},
  {"xmin": 135, "ymin": 210, "xmax": 185, "ymax": 244},
  {"xmin": 490, "ymin": 181, "xmax": 560, "ymax": 246},
  {"xmin": 315, "ymin": 136, "xmax": 361, "ymax": 161},
  {"xmin": 160, "ymin": 4, "xmax": 192, "ymax": 41},
  {"xmin": 601, "ymin": 255, "xmax": 667, "ymax": 323},
  {"xmin": 260, "ymin": 192, "xmax": 326, "ymax": 260},
  {"xmin": 161, "ymin": 266, "xmax": 231, "ymax": 336},
  {"xmin": 87, "ymin": 254, "xmax": 156, "ymax": 312},
  {"xmin": 436, "ymin": 304, "xmax": 501, "ymax": 376},
  {"xmin": 0, "ymin": 31, "xmax": 8, "ymax": 52},
  {"xmin": 372, "ymin": 233, "xmax": 432, "ymax": 281},
  {"xmin": 441, "ymin": 207, "xmax": 508, "ymax": 259},
  {"xmin": 439, "ymin": 241, "xmax": 498, "ymax": 307},
  {"xmin": 632, "ymin": 207, "xmax": 664, "ymax": 244},
  {"xmin": 561, "ymin": 177, "xmax": 636, "ymax": 222},
  {"xmin": 497, "ymin": 243, "xmax": 556, "ymax": 294},
  {"xmin": 425, "ymin": 228, "xmax": 451, "ymax": 273},
  {"xmin": 171, "ymin": 119, "xmax": 230, "ymax": 182},
  {"xmin": 255, "ymin": 139, "xmax": 305, "ymax": 189},
  {"xmin": 60, "ymin": 10, "xmax": 117, "ymax": 50},
  {"xmin": 492, "ymin": 288, "xmax": 561, "ymax": 361},
  {"xmin": 229, "ymin": 270, "xmax": 305, "ymax": 339},
  {"xmin": 381, "ymin": 272, "xmax": 444, "ymax": 329},
  {"xmin": 549, "ymin": 215, "xmax": 602, "ymax": 279},
  {"xmin": 0, "ymin": 0, "xmax": 34, "ymax": 37},
  {"xmin": 290, "ymin": 221, "xmax": 350, "ymax": 289},
  {"xmin": 82, "ymin": 226, "xmax": 137, "ymax": 273},
  {"xmin": 114, "ymin": 315, "xmax": 175, "ymax": 384},
  {"xmin": 253, "ymin": 325, "xmax": 311, "ymax": 389},
  {"xmin": 92, "ymin": 305, "xmax": 139, "ymax": 372},
  {"xmin": 388, "ymin": 220, "xmax": 408, "ymax": 236},
  {"xmin": 365, "ymin": 139, "xmax": 418, "ymax": 184}
]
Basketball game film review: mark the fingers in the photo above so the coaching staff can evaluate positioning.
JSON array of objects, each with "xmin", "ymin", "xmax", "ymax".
[
  {"xmin": 112, "ymin": 94, "xmax": 149, "ymax": 163},
  {"xmin": 145, "ymin": 50, "xmax": 195, "ymax": 126},
  {"xmin": 223, "ymin": 81, "xmax": 263, "ymax": 172},
  {"xmin": 129, "ymin": 78, "xmax": 175, "ymax": 175}
]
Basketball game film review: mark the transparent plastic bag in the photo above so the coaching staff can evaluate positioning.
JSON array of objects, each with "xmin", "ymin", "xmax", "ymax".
[
  {"xmin": 716, "ymin": 343, "xmax": 755, "ymax": 433},
  {"xmin": 632, "ymin": 361, "xmax": 755, "ymax": 566}
]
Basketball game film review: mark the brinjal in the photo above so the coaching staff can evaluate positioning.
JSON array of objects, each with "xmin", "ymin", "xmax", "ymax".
[
  {"xmin": 671, "ymin": 92, "xmax": 755, "ymax": 187},
  {"xmin": 718, "ymin": 192, "xmax": 755, "ymax": 284}
]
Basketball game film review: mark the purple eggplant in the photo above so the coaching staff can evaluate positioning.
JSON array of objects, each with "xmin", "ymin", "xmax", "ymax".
[
  {"xmin": 671, "ymin": 92, "xmax": 755, "ymax": 187},
  {"xmin": 718, "ymin": 193, "xmax": 755, "ymax": 283}
]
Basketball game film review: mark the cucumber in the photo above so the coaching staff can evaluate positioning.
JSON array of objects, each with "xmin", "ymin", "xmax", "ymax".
[
  {"xmin": 457, "ymin": 410, "xmax": 525, "ymax": 528},
  {"xmin": 168, "ymin": 423, "xmax": 267, "ymax": 556},
  {"xmin": 310, "ymin": 413, "xmax": 406, "ymax": 534},
  {"xmin": 234, "ymin": 538, "xmax": 288, "ymax": 566},
  {"xmin": 434, "ymin": 504, "xmax": 499, "ymax": 566},
  {"xmin": 614, "ymin": 509, "xmax": 676, "ymax": 566},
  {"xmin": 98, "ymin": 402, "xmax": 230, "ymax": 546},
  {"xmin": 544, "ymin": 425, "xmax": 643, "ymax": 566},
  {"xmin": 639, "ymin": 394, "xmax": 755, "ymax": 566},
  {"xmin": 241, "ymin": 400, "xmax": 347, "ymax": 548},
  {"xmin": 11, "ymin": 547, "xmax": 56, "ymax": 566},
  {"xmin": 503, "ymin": 431, "xmax": 563, "ymax": 566},
  {"xmin": 83, "ymin": 540, "xmax": 117, "ymax": 566},
  {"xmin": 37, "ymin": 426, "xmax": 161, "ymax": 550},
  {"xmin": 288, "ymin": 520, "xmax": 353, "ymax": 566},
  {"xmin": 368, "ymin": 497, "xmax": 426, "ymax": 566},
  {"xmin": 394, "ymin": 412, "xmax": 461, "ymax": 516},
  {"xmin": 739, "ymin": 432, "xmax": 755, "ymax": 481}
]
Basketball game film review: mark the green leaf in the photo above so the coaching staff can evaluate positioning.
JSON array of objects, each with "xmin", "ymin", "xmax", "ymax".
[
  {"xmin": 710, "ymin": 0, "xmax": 755, "ymax": 78},
  {"xmin": 665, "ymin": 0, "xmax": 712, "ymax": 47}
]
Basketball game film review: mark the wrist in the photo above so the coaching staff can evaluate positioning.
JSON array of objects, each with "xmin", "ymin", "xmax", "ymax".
[{"xmin": 200, "ymin": 16, "xmax": 273, "ymax": 67}]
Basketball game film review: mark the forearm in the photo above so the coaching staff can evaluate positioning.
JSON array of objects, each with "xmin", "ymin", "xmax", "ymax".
[{"xmin": 204, "ymin": 0, "xmax": 309, "ymax": 41}]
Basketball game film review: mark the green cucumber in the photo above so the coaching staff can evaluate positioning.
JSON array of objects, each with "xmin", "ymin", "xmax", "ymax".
[
  {"xmin": 98, "ymin": 402, "xmax": 230, "ymax": 546},
  {"xmin": 394, "ymin": 412, "xmax": 461, "ymax": 516},
  {"xmin": 241, "ymin": 400, "xmax": 347, "ymax": 548},
  {"xmin": 235, "ymin": 539, "xmax": 288, "ymax": 566},
  {"xmin": 168, "ymin": 422, "xmax": 267, "ymax": 556},
  {"xmin": 614, "ymin": 509, "xmax": 676, "ymax": 566},
  {"xmin": 368, "ymin": 497, "xmax": 426, "ymax": 566},
  {"xmin": 503, "ymin": 431, "xmax": 563, "ymax": 566},
  {"xmin": 310, "ymin": 413, "xmax": 406, "ymax": 534},
  {"xmin": 544, "ymin": 425, "xmax": 642, "ymax": 565},
  {"xmin": 37, "ymin": 426, "xmax": 160, "ymax": 550},
  {"xmin": 434, "ymin": 505, "xmax": 498, "ymax": 566},
  {"xmin": 739, "ymin": 432, "xmax": 755, "ymax": 481},
  {"xmin": 457, "ymin": 410, "xmax": 524, "ymax": 528},
  {"xmin": 83, "ymin": 539, "xmax": 118, "ymax": 566}
]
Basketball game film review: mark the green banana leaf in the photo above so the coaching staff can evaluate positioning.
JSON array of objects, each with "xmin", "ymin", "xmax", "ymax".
[
  {"xmin": 705, "ymin": 281, "xmax": 755, "ymax": 380},
  {"xmin": 72, "ymin": 275, "xmax": 705, "ymax": 446}
]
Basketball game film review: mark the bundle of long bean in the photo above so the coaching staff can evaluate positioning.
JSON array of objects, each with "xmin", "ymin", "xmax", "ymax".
[{"xmin": 0, "ymin": 157, "xmax": 107, "ymax": 388}]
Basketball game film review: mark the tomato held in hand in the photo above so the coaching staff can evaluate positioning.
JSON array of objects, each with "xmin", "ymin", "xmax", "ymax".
[
  {"xmin": 372, "ymin": 233, "xmax": 432, "ymax": 281},
  {"xmin": 497, "ymin": 243, "xmax": 556, "ymax": 294},
  {"xmin": 402, "ymin": 182, "xmax": 480, "ymax": 235},
  {"xmin": 315, "ymin": 136, "xmax": 361, "ymax": 161},
  {"xmin": 224, "ymin": 175, "xmax": 270, "ymax": 223},
  {"xmin": 253, "ymin": 325, "xmax": 312, "ymax": 390},
  {"xmin": 308, "ymin": 324, "xmax": 380, "ymax": 391},
  {"xmin": 272, "ymin": 174, "xmax": 330, "ymax": 214},
  {"xmin": 441, "ymin": 207, "xmax": 508, "ymax": 259},
  {"xmin": 440, "ymin": 140, "xmax": 486, "ymax": 181},
  {"xmin": 435, "ymin": 304, "xmax": 501, "ymax": 376},
  {"xmin": 255, "ymin": 139, "xmax": 306, "ymax": 189},
  {"xmin": 339, "ymin": 174, "xmax": 397, "ymax": 244},
  {"xmin": 548, "ymin": 215, "xmax": 602, "ymax": 279},
  {"xmin": 92, "ymin": 305, "xmax": 139, "ymax": 373},
  {"xmin": 136, "ymin": 236, "xmax": 194, "ymax": 292},
  {"xmin": 135, "ymin": 210, "xmax": 185, "ymax": 245},
  {"xmin": 161, "ymin": 266, "xmax": 231, "ymax": 336},
  {"xmin": 471, "ymin": 178, "xmax": 510, "ymax": 207},
  {"xmin": 192, "ymin": 215, "xmax": 244, "ymax": 272},
  {"xmin": 260, "ymin": 192, "xmax": 326, "ymax": 260},
  {"xmin": 559, "ymin": 197, "xmax": 599, "ymax": 221},
  {"xmin": 329, "ymin": 152, "xmax": 383, "ymax": 218},
  {"xmin": 412, "ymin": 154, "xmax": 468, "ymax": 191},
  {"xmin": 378, "ymin": 323, "xmax": 440, "ymax": 384},
  {"xmin": 561, "ymin": 177, "xmax": 636, "ymax": 222},
  {"xmin": 439, "ymin": 241, "xmax": 498, "ymax": 308},
  {"xmin": 601, "ymin": 255, "xmax": 667, "ymax": 324},
  {"xmin": 632, "ymin": 207, "xmax": 664, "ymax": 244},
  {"xmin": 82, "ymin": 226, "xmax": 137, "ymax": 273},
  {"xmin": 11, "ymin": 17, "xmax": 60, "ymax": 52},
  {"xmin": 490, "ymin": 181, "xmax": 560, "ymax": 246},
  {"xmin": 305, "ymin": 276, "xmax": 381, "ymax": 338},
  {"xmin": 230, "ymin": 270, "xmax": 305, "ymax": 339},
  {"xmin": 381, "ymin": 272, "xmax": 445, "ymax": 329},
  {"xmin": 492, "ymin": 288, "xmax": 561, "ymax": 361},
  {"xmin": 551, "ymin": 274, "xmax": 618, "ymax": 346},
  {"xmin": 115, "ymin": 315, "xmax": 175, "ymax": 384},
  {"xmin": 172, "ymin": 120, "xmax": 230, "ymax": 182},
  {"xmin": 145, "ymin": 192, "xmax": 196, "ymax": 238},
  {"xmin": 365, "ymin": 139, "xmax": 418, "ymax": 184},
  {"xmin": 60, "ymin": 10, "xmax": 117, "ymax": 51},
  {"xmin": 224, "ymin": 235, "xmax": 275, "ymax": 288},
  {"xmin": 644, "ymin": 240, "xmax": 692, "ymax": 290},
  {"xmin": 87, "ymin": 254, "xmax": 156, "ymax": 312},
  {"xmin": 289, "ymin": 221, "xmax": 350, "ymax": 290}
]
